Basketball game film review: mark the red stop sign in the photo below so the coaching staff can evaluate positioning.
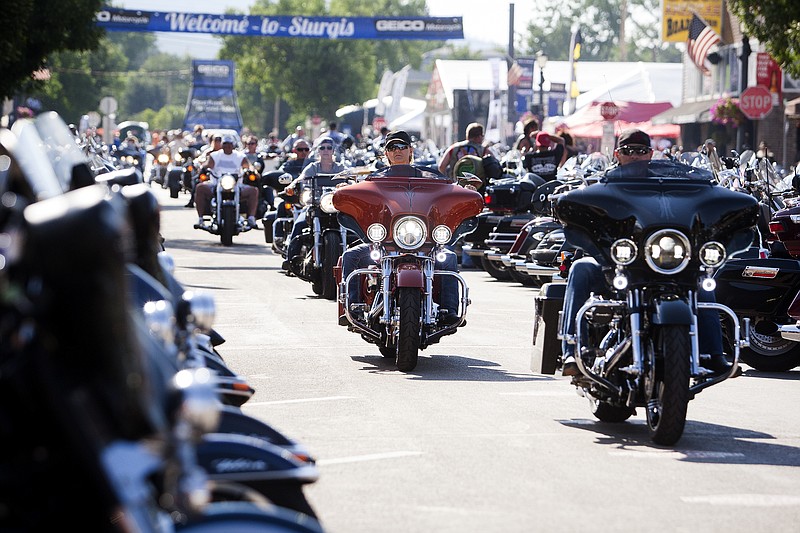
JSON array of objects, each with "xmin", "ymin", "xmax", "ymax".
[
  {"xmin": 372, "ymin": 116, "xmax": 387, "ymax": 130},
  {"xmin": 739, "ymin": 86, "xmax": 773, "ymax": 120},
  {"xmin": 600, "ymin": 101, "xmax": 619, "ymax": 120}
]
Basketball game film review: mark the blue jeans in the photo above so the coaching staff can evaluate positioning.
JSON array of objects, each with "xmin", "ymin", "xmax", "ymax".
[
  {"xmin": 560, "ymin": 257, "xmax": 723, "ymax": 358},
  {"xmin": 341, "ymin": 243, "xmax": 459, "ymax": 311},
  {"xmin": 286, "ymin": 208, "xmax": 308, "ymax": 260}
]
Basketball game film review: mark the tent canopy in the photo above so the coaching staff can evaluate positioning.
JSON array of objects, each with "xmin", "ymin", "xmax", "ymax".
[{"xmin": 560, "ymin": 101, "xmax": 680, "ymax": 139}]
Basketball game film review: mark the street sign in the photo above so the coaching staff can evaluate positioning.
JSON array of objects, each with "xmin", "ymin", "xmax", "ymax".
[
  {"xmin": 600, "ymin": 101, "xmax": 619, "ymax": 120},
  {"xmin": 98, "ymin": 96, "xmax": 118, "ymax": 115},
  {"xmin": 739, "ymin": 86, "xmax": 773, "ymax": 120},
  {"xmin": 372, "ymin": 116, "xmax": 387, "ymax": 130}
]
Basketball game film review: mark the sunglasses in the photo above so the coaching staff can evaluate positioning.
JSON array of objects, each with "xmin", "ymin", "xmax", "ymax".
[
  {"xmin": 295, "ymin": 147, "xmax": 310, "ymax": 152},
  {"xmin": 247, "ymin": 141, "xmax": 257, "ymax": 145},
  {"xmin": 318, "ymin": 145, "xmax": 334, "ymax": 151},
  {"xmin": 618, "ymin": 146, "xmax": 652, "ymax": 156},
  {"xmin": 386, "ymin": 143, "xmax": 410, "ymax": 152}
]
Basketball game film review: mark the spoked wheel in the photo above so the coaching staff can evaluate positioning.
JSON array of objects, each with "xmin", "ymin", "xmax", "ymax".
[
  {"xmin": 480, "ymin": 255, "xmax": 512, "ymax": 281},
  {"xmin": 321, "ymin": 232, "xmax": 342, "ymax": 300},
  {"xmin": 645, "ymin": 325, "xmax": 690, "ymax": 445},
  {"xmin": 396, "ymin": 287, "xmax": 421, "ymax": 372}
]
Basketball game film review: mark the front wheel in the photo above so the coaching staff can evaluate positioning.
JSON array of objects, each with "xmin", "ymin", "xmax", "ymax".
[
  {"xmin": 396, "ymin": 287, "xmax": 421, "ymax": 372},
  {"xmin": 645, "ymin": 325, "xmax": 690, "ymax": 445},
  {"xmin": 220, "ymin": 204, "xmax": 236, "ymax": 246},
  {"xmin": 322, "ymin": 232, "xmax": 342, "ymax": 300}
]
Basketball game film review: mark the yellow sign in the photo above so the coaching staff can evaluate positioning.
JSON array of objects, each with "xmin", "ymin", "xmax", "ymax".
[{"xmin": 662, "ymin": 0, "xmax": 723, "ymax": 42}]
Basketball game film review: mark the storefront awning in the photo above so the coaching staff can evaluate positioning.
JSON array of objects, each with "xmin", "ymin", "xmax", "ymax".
[
  {"xmin": 651, "ymin": 99, "xmax": 715, "ymax": 125},
  {"xmin": 785, "ymin": 96, "xmax": 800, "ymax": 119}
]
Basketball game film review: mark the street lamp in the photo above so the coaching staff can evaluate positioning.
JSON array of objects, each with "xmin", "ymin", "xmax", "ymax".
[{"xmin": 536, "ymin": 51, "xmax": 548, "ymax": 119}]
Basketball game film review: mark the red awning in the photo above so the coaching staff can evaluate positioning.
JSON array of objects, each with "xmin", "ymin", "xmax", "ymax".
[{"xmin": 559, "ymin": 101, "xmax": 680, "ymax": 139}]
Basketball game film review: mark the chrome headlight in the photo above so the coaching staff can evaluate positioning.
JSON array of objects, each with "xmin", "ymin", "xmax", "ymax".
[
  {"xmin": 157, "ymin": 153, "xmax": 170, "ymax": 164},
  {"xmin": 300, "ymin": 189, "xmax": 312, "ymax": 206},
  {"xmin": 644, "ymin": 229, "xmax": 691, "ymax": 274},
  {"xmin": 393, "ymin": 216, "xmax": 426, "ymax": 250},
  {"xmin": 699, "ymin": 241, "xmax": 726, "ymax": 267},
  {"xmin": 320, "ymin": 191, "xmax": 337, "ymax": 213},
  {"xmin": 610, "ymin": 238, "xmax": 637, "ymax": 266},
  {"xmin": 220, "ymin": 174, "xmax": 237, "ymax": 191},
  {"xmin": 431, "ymin": 225, "xmax": 452, "ymax": 245},
  {"xmin": 173, "ymin": 153, "xmax": 184, "ymax": 163},
  {"xmin": 367, "ymin": 223, "xmax": 387, "ymax": 242}
]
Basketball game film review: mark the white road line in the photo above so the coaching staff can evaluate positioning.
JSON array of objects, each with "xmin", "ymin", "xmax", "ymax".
[
  {"xmin": 317, "ymin": 451, "xmax": 424, "ymax": 466},
  {"xmin": 682, "ymin": 494, "xmax": 800, "ymax": 506},
  {"xmin": 242, "ymin": 396, "xmax": 356, "ymax": 406}
]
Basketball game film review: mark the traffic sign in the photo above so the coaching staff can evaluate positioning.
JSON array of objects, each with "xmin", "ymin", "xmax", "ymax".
[
  {"xmin": 600, "ymin": 101, "xmax": 619, "ymax": 120},
  {"xmin": 372, "ymin": 116, "xmax": 387, "ymax": 130},
  {"xmin": 739, "ymin": 86, "xmax": 773, "ymax": 120},
  {"xmin": 98, "ymin": 96, "xmax": 118, "ymax": 115}
]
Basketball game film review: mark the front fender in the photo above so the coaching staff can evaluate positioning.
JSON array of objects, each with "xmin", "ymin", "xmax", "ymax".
[
  {"xmin": 650, "ymin": 296, "xmax": 693, "ymax": 325},
  {"xmin": 396, "ymin": 263, "xmax": 424, "ymax": 288}
]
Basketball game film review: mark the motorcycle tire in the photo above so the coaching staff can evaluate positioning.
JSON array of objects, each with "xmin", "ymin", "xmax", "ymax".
[
  {"xmin": 508, "ymin": 267, "xmax": 537, "ymax": 287},
  {"xmin": 396, "ymin": 287, "xmax": 421, "ymax": 372},
  {"xmin": 379, "ymin": 344, "xmax": 397, "ymax": 358},
  {"xmin": 646, "ymin": 325, "xmax": 690, "ymax": 446},
  {"xmin": 739, "ymin": 329, "xmax": 800, "ymax": 372},
  {"xmin": 480, "ymin": 255, "xmax": 512, "ymax": 281},
  {"xmin": 321, "ymin": 232, "xmax": 342, "ymax": 301},
  {"xmin": 591, "ymin": 398, "xmax": 635, "ymax": 423},
  {"xmin": 220, "ymin": 205, "xmax": 236, "ymax": 247}
]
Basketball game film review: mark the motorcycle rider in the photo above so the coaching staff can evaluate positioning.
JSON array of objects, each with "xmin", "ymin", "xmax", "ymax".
[
  {"xmin": 282, "ymin": 136, "xmax": 348, "ymax": 271},
  {"xmin": 339, "ymin": 130, "xmax": 461, "ymax": 326},
  {"xmin": 438, "ymin": 122, "xmax": 491, "ymax": 179},
  {"xmin": 195, "ymin": 134, "xmax": 259, "ymax": 229},
  {"xmin": 559, "ymin": 129, "xmax": 738, "ymax": 378},
  {"xmin": 185, "ymin": 133, "xmax": 222, "ymax": 208},
  {"xmin": 523, "ymin": 131, "xmax": 567, "ymax": 181}
]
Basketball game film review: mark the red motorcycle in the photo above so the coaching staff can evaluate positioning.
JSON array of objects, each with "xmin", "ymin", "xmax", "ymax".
[{"xmin": 333, "ymin": 165, "xmax": 484, "ymax": 371}]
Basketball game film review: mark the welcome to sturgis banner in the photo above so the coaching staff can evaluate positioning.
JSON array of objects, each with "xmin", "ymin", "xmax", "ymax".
[
  {"xmin": 96, "ymin": 7, "xmax": 464, "ymax": 40},
  {"xmin": 183, "ymin": 60, "xmax": 243, "ymax": 132}
]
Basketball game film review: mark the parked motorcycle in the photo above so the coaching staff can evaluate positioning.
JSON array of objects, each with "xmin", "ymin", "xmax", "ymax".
[
  {"xmin": 333, "ymin": 164, "xmax": 483, "ymax": 371},
  {"xmin": 537, "ymin": 160, "xmax": 757, "ymax": 445},
  {"xmin": 194, "ymin": 168, "xmax": 257, "ymax": 246}
]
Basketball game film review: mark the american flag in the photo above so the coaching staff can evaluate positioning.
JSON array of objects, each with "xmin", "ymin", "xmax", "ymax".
[{"xmin": 687, "ymin": 13, "xmax": 721, "ymax": 75}]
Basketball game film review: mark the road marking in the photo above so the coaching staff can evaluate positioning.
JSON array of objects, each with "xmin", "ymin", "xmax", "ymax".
[
  {"xmin": 500, "ymin": 390, "xmax": 575, "ymax": 396},
  {"xmin": 609, "ymin": 450, "xmax": 746, "ymax": 459},
  {"xmin": 242, "ymin": 395, "xmax": 356, "ymax": 406},
  {"xmin": 682, "ymin": 494, "xmax": 800, "ymax": 506},
  {"xmin": 317, "ymin": 451, "xmax": 424, "ymax": 466}
]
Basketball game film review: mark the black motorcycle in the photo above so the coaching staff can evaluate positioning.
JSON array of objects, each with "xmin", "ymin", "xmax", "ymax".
[
  {"xmin": 194, "ymin": 168, "xmax": 257, "ymax": 246},
  {"xmin": 167, "ymin": 146, "xmax": 199, "ymax": 199},
  {"xmin": 284, "ymin": 173, "xmax": 354, "ymax": 300},
  {"xmin": 537, "ymin": 160, "xmax": 758, "ymax": 445}
]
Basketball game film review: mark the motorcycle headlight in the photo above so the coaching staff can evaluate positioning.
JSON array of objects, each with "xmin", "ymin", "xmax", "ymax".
[
  {"xmin": 644, "ymin": 229, "xmax": 691, "ymax": 274},
  {"xmin": 699, "ymin": 241, "xmax": 726, "ymax": 267},
  {"xmin": 220, "ymin": 174, "xmax": 237, "ymax": 191},
  {"xmin": 157, "ymin": 153, "xmax": 170, "ymax": 164},
  {"xmin": 610, "ymin": 238, "xmax": 637, "ymax": 266},
  {"xmin": 367, "ymin": 223, "xmax": 387, "ymax": 242},
  {"xmin": 173, "ymin": 153, "xmax": 184, "ymax": 163},
  {"xmin": 393, "ymin": 216, "xmax": 426, "ymax": 250},
  {"xmin": 300, "ymin": 189, "xmax": 312, "ymax": 206},
  {"xmin": 432, "ymin": 225, "xmax": 452, "ymax": 245},
  {"xmin": 320, "ymin": 192, "xmax": 337, "ymax": 214}
]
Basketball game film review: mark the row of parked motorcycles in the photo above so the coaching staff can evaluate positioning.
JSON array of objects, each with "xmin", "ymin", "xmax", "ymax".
[{"xmin": 0, "ymin": 113, "xmax": 326, "ymax": 530}]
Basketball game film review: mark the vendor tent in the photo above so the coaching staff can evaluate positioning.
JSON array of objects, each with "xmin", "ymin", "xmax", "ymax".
[{"xmin": 561, "ymin": 101, "xmax": 680, "ymax": 139}]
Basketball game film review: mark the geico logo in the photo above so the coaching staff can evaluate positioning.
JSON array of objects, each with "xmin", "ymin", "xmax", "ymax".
[{"xmin": 376, "ymin": 19, "xmax": 425, "ymax": 31}]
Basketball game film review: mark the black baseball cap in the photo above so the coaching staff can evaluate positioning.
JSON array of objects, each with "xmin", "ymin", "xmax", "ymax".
[
  {"xmin": 384, "ymin": 130, "xmax": 411, "ymax": 149},
  {"xmin": 617, "ymin": 129, "xmax": 651, "ymax": 148}
]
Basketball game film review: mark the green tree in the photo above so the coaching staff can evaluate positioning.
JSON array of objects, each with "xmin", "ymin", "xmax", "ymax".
[
  {"xmin": 728, "ymin": 0, "xmax": 800, "ymax": 77},
  {"xmin": 119, "ymin": 53, "xmax": 192, "ymax": 115},
  {"xmin": 0, "ymin": 0, "xmax": 104, "ymax": 99}
]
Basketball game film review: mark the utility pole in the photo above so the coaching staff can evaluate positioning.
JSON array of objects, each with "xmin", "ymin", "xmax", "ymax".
[
  {"xmin": 619, "ymin": 0, "xmax": 628, "ymax": 60},
  {"xmin": 507, "ymin": 2, "xmax": 516, "ymax": 145}
]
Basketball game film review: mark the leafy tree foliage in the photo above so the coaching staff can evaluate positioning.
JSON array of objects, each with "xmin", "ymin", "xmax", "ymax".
[
  {"xmin": 728, "ymin": 0, "xmax": 800, "ymax": 77},
  {"xmin": 520, "ymin": 0, "xmax": 680, "ymax": 62},
  {"xmin": 0, "ymin": 0, "xmax": 104, "ymax": 99}
]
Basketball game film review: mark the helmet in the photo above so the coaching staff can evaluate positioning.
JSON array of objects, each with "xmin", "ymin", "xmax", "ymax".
[{"xmin": 453, "ymin": 154, "xmax": 484, "ymax": 179}]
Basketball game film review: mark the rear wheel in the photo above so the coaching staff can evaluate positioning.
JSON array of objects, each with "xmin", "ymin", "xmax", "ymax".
[
  {"xmin": 220, "ymin": 204, "xmax": 236, "ymax": 246},
  {"xmin": 508, "ymin": 267, "xmax": 537, "ymax": 286},
  {"xmin": 645, "ymin": 325, "xmax": 690, "ymax": 445},
  {"xmin": 322, "ymin": 232, "xmax": 342, "ymax": 301},
  {"xmin": 591, "ymin": 399, "xmax": 635, "ymax": 423},
  {"xmin": 739, "ymin": 323, "xmax": 800, "ymax": 371},
  {"xmin": 396, "ymin": 287, "xmax": 421, "ymax": 372},
  {"xmin": 379, "ymin": 344, "xmax": 397, "ymax": 358},
  {"xmin": 481, "ymin": 255, "xmax": 512, "ymax": 281}
]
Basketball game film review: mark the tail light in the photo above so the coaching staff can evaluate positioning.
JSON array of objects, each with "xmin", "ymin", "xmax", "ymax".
[
  {"xmin": 769, "ymin": 221, "xmax": 785, "ymax": 234},
  {"xmin": 483, "ymin": 194, "xmax": 492, "ymax": 205}
]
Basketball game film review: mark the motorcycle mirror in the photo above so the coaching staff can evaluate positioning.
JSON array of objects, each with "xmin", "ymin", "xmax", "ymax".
[{"xmin": 278, "ymin": 172, "xmax": 293, "ymax": 185}]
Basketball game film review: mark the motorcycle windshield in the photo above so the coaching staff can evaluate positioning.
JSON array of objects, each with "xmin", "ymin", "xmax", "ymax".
[
  {"xmin": 332, "ymin": 166, "xmax": 484, "ymax": 236},
  {"xmin": 554, "ymin": 160, "xmax": 759, "ymax": 266}
]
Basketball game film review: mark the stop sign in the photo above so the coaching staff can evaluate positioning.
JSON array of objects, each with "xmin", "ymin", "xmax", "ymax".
[
  {"xmin": 600, "ymin": 101, "xmax": 619, "ymax": 120},
  {"xmin": 739, "ymin": 86, "xmax": 773, "ymax": 120},
  {"xmin": 372, "ymin": 116, "xmax": 387, "ymax": 130}
]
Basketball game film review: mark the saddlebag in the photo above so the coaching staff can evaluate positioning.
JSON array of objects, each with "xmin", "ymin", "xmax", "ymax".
[
  {"xmin": 714, "ymin": 257, "xmax": 800, "ymax": 317},
  {"xmin": 531, "ymin": 282, "xmax": 566, "ymax": 374}
]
